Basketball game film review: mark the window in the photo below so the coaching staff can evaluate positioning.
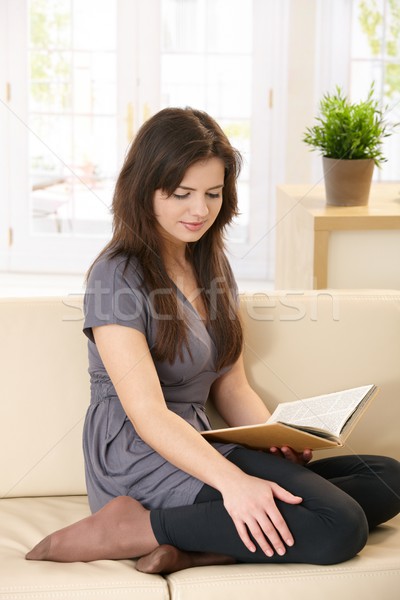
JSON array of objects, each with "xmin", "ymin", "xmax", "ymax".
[
  {"xmin": 312, "ymin": 0, "xmax": 399, "ymax": 184},
  {"xmin": 29, "ymin": 0, "xmax": 117, "ymax": 237},
  {"xmin": 1, "ymin": 0, "xmax": 288, "ymax": 279},
  {"xmin": 2, "ymin": 0, "xmax": 120, "ymax": 273},
  {"xmin": 350, "ymin": 0, "xmax": 400, "ymax": 180},
  {"xmin": 160, "ymin": 0, "xmax": 253, "ymax": 243}
]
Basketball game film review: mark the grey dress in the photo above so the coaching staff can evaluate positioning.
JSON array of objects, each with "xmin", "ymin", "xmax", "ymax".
[{"xmin": 83, "ymin": 253, "xmax": 237, "ymax": 513}]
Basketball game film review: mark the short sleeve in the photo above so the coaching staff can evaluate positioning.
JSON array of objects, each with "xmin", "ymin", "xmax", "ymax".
[{"xmin": 83, "ymin": 254, "xmax": 148, "ymax": 343}]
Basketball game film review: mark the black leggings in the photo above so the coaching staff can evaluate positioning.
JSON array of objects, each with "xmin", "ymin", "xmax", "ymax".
[{"xmin": 150, "ymin": 449, "xmax": 400, "ymax": 565}]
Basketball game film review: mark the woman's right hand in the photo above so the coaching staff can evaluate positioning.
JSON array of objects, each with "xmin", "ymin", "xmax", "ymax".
[{"xmin": 221, "ymin": 473, "xmax": 303, "ymax": 557}]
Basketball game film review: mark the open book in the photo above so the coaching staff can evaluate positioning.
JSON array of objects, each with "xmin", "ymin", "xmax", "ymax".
[{"xmin": 201, "ymin": 385, "xmax": 378, "ymax": 451}]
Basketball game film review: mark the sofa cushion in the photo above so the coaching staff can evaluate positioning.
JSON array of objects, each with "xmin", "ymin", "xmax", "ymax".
[
  {"xmin": 0, "ymin": 495, "xmax": 168, "ymax": 600},
  {"xmin": 2, "ymin": 495, "xmax": 399, "ymax": 600}
]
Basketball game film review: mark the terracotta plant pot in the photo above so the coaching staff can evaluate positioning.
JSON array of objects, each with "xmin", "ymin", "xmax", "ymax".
[{"xmin": 322, "ymin": 157, "xmax": 375, "ymax": 206}]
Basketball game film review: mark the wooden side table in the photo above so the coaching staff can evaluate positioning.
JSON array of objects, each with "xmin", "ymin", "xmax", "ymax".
[{"xmin": 275, "ymin": 183, "xmax": 400, "ymax": 289}]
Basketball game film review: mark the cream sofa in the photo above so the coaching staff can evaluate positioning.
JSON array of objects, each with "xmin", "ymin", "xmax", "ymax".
[{"xmin": 1, "ymin": 290, "xmax": 400, "ymax": 600}]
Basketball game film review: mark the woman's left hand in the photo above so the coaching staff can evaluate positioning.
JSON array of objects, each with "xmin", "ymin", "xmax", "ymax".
[{"xmin": 269, "ymin": 446, "xmax": 313, "ymax": 466}]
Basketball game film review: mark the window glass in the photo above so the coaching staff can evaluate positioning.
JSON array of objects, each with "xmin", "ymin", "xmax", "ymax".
[
  {"xmin": 28, "ymin": 0, "xmax": 117, "ymax": 236},
  {"xmin": 351, "ymin": 0, "xmax": 400, "ymax": 180},
  {"xmin": 160, "ymin": 0, "xmax": 253, "ymax": 242}
]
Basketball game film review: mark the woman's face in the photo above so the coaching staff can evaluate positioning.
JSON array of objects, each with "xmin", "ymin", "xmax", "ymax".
[{"xmin": 153, "ymin": 157, "xmax": 224, "ymax": 248}]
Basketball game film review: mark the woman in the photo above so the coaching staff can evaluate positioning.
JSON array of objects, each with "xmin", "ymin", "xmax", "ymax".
[{"xmin": 26, "ymin": 108, "xmax": 400, "ymax": 573}]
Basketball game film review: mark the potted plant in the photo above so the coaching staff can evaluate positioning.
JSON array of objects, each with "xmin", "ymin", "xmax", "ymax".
[{"xmin": 303, "ymin": 84, "xmax": 391, "ymax": 206}]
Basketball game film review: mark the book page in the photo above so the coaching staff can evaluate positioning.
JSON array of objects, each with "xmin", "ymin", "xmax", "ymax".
[{"xmin": 267, "ymin": 385, "xmax": 374, "ymax": 437}]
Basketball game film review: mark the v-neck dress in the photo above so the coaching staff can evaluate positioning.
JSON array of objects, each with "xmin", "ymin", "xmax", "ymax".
[{"xmin": 82, "ymin": 253, "xmax": 237, "ymax": 513}]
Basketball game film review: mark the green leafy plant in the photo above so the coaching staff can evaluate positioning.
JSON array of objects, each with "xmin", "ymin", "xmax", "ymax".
[{"xmin": 303, "ymin": 84, "xmax": 392, "ymax": 166}]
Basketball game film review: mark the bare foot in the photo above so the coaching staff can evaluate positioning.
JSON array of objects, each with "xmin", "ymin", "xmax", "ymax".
[
  {"xmin": 26, "ymin": 496, "xmax": 158, "ymax": 562},
  {"xmin": 136, "ymin": 544, "xmax": 236, "ymax": 574}
]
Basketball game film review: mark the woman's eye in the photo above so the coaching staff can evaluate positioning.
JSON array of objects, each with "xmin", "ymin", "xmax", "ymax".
[{"xmin": 171, "ymin": 191, "xmax": 221, "ymax": 199}]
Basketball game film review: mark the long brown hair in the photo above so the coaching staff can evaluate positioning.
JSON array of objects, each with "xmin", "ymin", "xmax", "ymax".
[{"xmin": 90, "ymin": 107, "xmax": 243, "ymax": 369}]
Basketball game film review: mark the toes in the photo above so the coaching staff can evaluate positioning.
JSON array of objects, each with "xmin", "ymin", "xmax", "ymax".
[{"xmin": 25, "ymin": 536, "xmax": 51, "ymax": 561}]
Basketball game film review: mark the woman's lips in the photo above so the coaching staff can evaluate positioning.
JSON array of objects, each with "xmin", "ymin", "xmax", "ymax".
[{"xmin": 180, "ymin": 221, "xmax": 206, "ymax": 231}]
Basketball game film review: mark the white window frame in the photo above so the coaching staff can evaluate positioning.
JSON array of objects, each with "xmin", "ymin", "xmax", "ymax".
[
  {"xmin": 0, "ymin": 0, "xmax": 10, "ymax": 271},
  {"xmin": 227, "ymin": 0, "xmax": 289, "ymax": 281}
]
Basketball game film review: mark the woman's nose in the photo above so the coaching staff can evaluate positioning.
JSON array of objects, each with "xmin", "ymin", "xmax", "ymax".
[{"xmin": 190, "ymin": 195, "xmax": 209, "ymax": 217}]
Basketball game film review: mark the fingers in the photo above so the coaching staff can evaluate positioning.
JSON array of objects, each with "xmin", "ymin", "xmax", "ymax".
[
  {"xmin": 271, "ymin": 481, "xmax": 303, "ymax": 505},
  {"xmin": 233, "ymin": 507, "xmax": 294, "ymax": 557},
  {"xmin": 234, "ymin": 517, "xmax": 280, "ymax": 557},
  {"xmin": 263, "ymin": 501, "xmax": 295, "ymax": 551},
  {"xmin": 269, "ymin": 446, "xmax": 284, "ymax": 459},
  {"xmin": 231, "ymin": 489, "xmax": 299, "ymax": 557},
  {"xmin": 280, "ymin": 447, "xmax": 298, "ymax": 461},
  {"xmin": 234, "ymin": 520, "xmax": 258, "ymax": 554},
  {"xmin": 302, "ymin": 448, "xmax": 313, "ymax": 463},
  {"xmin": 281, "ymin": 446, "xmax": 313, "ymax": 465},
  {"xmin": 270, "ymin": 446, "xmax": 313, "ymax": 465},
  {"xmin": 223, "ymin": 473, "xmax": 304, "ymax": 558}
]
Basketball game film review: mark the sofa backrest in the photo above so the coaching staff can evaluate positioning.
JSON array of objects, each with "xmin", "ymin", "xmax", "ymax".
[
  {"xmin": 1, "ymin": 296, "xmax": 89, "ymax": 499},
  {"xmin": 1, "ymin": 290, "xmax": 399, "ymax": 499},
  {"xmin": 232, "ymin": 290, "xmax": 400, "ymax": 462}
]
